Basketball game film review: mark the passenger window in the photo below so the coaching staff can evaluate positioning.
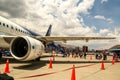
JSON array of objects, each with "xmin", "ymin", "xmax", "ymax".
[
  {"xmin": 7, "ymin": 25, "xmax": 9, "ymax": 27},
  {"xmin": 11, "ymin": 26, "xmax": 13, "ymax": 29},
  {"xmin": 3, "ymin": 23, "xmax": 5, "ymax": 26}
]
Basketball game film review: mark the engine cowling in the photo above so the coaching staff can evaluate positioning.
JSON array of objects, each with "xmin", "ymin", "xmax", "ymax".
[{"xmin": 10, "ymin": 36, "xmax": 45, "ymax": 61}]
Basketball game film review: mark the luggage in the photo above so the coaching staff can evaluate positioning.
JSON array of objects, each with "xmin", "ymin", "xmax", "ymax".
[{"xmin": 0, "ymin": 73, "xmax": 14, "ymax": 80}]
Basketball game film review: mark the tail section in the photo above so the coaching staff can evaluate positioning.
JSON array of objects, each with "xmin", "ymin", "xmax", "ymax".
[{"xmin": 45, "ymin": 24, "xmax": 52, "ymax": 36}]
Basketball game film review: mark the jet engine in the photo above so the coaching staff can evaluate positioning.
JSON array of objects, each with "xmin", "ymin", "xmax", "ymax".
[{"xmin": 10, "ymin": 36, "xmax": 45, "ymax": 61}]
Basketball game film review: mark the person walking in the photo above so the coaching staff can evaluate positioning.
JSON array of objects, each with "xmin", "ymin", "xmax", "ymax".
[{"xmin": 102, "ymin": 50, "xmax": 107, "ymax": 60}]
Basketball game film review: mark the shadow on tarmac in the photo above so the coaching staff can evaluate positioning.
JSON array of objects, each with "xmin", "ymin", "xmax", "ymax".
[
  {"xmin": 0, "ymin": 57, "xmax": 48, "ymax": 70},
  {"xmin": 13, "ymin": 61, "xmax": 47, "ymax": 70}
]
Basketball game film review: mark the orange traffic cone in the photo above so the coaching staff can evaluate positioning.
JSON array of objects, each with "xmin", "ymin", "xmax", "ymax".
[
  {"xmin": 90, "ymin": 55, "xmax": 92, "ymax": 60},
  {"xmin": 71, "ymin": 65, "xmax": 76, "ymax": 80},
  {"xmin": 101, "ymin": 60, "xmax": 105, "ymax": 70},
  {"xmin": 4, "ymin": 59, "xmax": 10, "ymax": 73},
  {"xmin": 112, "ymin": 59, "xmax": 114, "ymax": 65},
  {"xmin": 49, "ymin": 59, "xmax": 53, "ymax": 69}
]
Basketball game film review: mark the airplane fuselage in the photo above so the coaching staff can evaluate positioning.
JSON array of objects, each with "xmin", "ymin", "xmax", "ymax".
[{"xmin": 0, "ymin": 16, "xmax": 40, "ymax": 48}]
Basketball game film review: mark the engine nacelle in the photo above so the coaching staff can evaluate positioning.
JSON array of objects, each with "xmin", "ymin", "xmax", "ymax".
[{"xmin": 10, "ymin": 36, "xmax": 45, "ymax": 61}]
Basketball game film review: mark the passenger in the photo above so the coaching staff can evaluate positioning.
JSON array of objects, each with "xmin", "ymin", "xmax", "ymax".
[
  {"xmin": 79, "ymin": 50, "xmax": 83, "ymax": 58},
  {"xmin": 67, "ymin": 50, "xmax": 70, "ymax": 57},
  {"xmin": 113, "ymin": 52, "xmax": 117, "ymax": 60},
  {"xmin": 0, "ymin": 53, "xmax": 2, "ymax": 59},
  {"xmin": 72, "ymin": 49, "xmax": 75, "ymax": 57},
  {"xmin": 102, "ymin": 50, "xmax": 107, "ymax": 60},
  {"xmin": 83, "ymin": 52, "xmax": 87, "ymax": 59}
]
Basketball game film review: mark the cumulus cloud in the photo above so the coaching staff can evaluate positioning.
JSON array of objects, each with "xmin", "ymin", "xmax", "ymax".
[
  {"xmin": 0, "ymin": 11, "xmax": 10, "ymax": 17},
  {"xmin": 0, "ymin": 0, "xmax": 96, "ymax": 36},
  {"xmin": 0, "ymin": 0, "xmax": 28, "ymax": 18},
  {"xmin": 101, "ymin": 0, "xmax": 108, "ymax": 4},
  {"xmin": 77, "ymin": 0, "xmax": 95, "ymax": 14},
  {"xmin": 0, "ymin": 0, "xmax": 117, "ymax": 49},
  {"xmin": 99, "ymin": 29, "xmax": 110, "ymax": 36},
  {"xmin": 94, "ymin": 15, "xmax": 113, "ymax": 23},
  {"xmin": 94, "ymin": 15, "xmax": 106, "ymax": 20}
]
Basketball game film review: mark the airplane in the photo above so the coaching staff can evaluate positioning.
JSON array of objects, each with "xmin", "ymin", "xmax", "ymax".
[{"xmin": 0, "ymin": 16, "xmax": 116, "ymax": 61}]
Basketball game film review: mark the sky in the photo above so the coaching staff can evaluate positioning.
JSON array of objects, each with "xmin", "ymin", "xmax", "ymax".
[{"xmin": 0, "ymin": 0, "xmax": 120, "ymax": 50}]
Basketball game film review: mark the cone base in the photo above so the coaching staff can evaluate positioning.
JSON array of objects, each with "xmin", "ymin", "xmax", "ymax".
[
  {"xmin": 4, "ymin": 71, "xmax": 10, "ymax": 74},
  {"xmin": 101, "ymin": 68, "xmax": 105, "ymax": 70}
]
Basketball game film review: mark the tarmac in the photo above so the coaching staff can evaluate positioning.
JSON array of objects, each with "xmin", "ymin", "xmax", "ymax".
[{"xmin": 0, "ymin": 53, "xmax": 120, "ymax": 80}]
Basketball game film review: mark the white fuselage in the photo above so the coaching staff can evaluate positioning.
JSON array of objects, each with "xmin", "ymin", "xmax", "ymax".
[
  {"xmin": 0, "ymin": 16, "xmax": 33, "ymax": 48},
  {"xmin": 0, "ymin": 16, "xmax": 31, "ymax": 36}
]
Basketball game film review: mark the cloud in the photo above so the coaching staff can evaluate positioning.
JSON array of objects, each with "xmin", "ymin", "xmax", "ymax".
[
  {"xmin": 100, "ymin": 29, "xmax": 109, "ymax": 34},
  {"xmin": 0, "ymin": 0, "xmax": 28, "ymax": 18},
  {"xmin": 0, "ymin": 0, "xmax": 118, "ymax": 49},
  {"xmin": 94, "ymin": 15, "xmax": 106, "ymax": 20},
  {"xmin": 106, "ymin": 18, "xmax": 113, "ymax": 23},
  {"xmin": 77, "ymin": 0, "xmax": 95, "ymax": 14},
  {"xmin": 101, "ymin": 0, "xmax": 108, "ymax": 4},
  {"xmin": 94, "ymin": 15, "xmax": 113, "ymax": 23},
  {"xmin": 0, "ymin": 11, "xmax": 10, "ymax": 17}
]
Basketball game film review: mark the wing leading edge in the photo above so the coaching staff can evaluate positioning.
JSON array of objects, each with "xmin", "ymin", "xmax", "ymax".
[{"xmin": 36, "ymin": 36, "xmax": 116, "ymax": 42}]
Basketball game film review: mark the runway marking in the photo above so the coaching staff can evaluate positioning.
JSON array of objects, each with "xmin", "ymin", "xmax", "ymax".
[{"xmin": 18, "ymin": 63, "xmax": 97, "ymax": 79}]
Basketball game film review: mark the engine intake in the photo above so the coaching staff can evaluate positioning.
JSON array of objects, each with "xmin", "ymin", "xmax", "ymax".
[{"xmin": 10, "ymin": 36, "xmax": 44, "ymax": 61}]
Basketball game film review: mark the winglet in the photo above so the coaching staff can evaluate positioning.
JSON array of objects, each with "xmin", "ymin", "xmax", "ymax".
[{"xmin": 45, "ymin": 24, "xmax": 52, "ymax": 36}]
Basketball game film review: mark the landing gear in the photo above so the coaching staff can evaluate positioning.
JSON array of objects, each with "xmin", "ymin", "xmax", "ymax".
[
  {"xmin": 35, "ymin": 57, "xmax": 41, "ymax": 61},
  {"xmin": 31, "ymin": 57, "xmax": 41, "ymax": 62}
]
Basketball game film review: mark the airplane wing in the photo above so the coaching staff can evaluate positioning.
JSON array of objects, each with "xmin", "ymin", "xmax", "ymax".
[
  {"xmin": 0, "ymin": 36, "xmax": 116, "ymax": 46},
  {"xmin": 0, "ymin": 35, "xmax": 116, "ymax": 50},
  {"xmin": 0, "ymin": 35, "xmax": 15, "ymax": 43},
  {"xmin": 1, "ymin": 36, "xmax": 116, "ymax": 43},
  {"xmin": 37, "ymin": 36, "xmax": 116, "ymax": 42}
]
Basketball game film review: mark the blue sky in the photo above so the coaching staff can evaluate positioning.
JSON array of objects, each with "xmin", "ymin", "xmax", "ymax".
[
  {"xmin": 0, "ymin": 0, "xmax": 120, "ymax": 49},
  {"xmin": 82, "ymin": 0, "xmax": 120, "ymax": 31}
]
